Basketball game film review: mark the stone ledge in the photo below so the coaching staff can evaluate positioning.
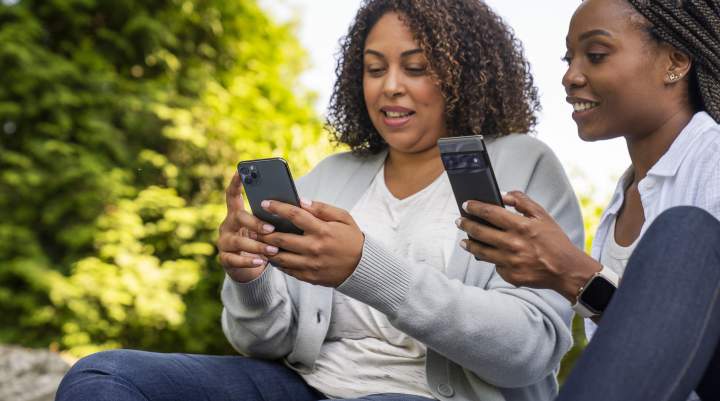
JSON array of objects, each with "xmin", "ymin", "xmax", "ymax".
[{"xmin": 0, "ymin": 345, "xmax": 72, "ymax": 401}]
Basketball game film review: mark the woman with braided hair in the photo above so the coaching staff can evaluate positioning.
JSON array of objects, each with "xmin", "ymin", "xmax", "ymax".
[{"xmin": 457, "ymin": 0, "xmax": 720, "ymax": 400}]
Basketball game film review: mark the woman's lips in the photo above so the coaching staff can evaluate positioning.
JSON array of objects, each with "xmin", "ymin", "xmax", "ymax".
[
  {"xmin": 380, "ymin": 107, "xmax": 415, "ymax": 128},
  {"xmin": 571, "ymin": 104, "xmax": 599, "ymax": 122},
  {"xmin": 382, "ymin": 113, "xmax": 413, "ymax": 127},
  {"xmin": 567, "ymin": 97, "xmax": 600, "ymax": 122}
]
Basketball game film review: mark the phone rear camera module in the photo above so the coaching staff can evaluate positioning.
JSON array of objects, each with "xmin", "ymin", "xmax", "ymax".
[{"xmin": 239, "ymin": 167, "xmax": 250, "ymax": 175}]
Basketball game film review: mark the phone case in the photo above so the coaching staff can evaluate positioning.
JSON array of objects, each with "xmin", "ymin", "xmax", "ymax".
[
  {"xmin": 237, "ymin": 158, "xmax": 303, "ymax": 235},
  {"xmin": 438, "ymin": 135, "xmax": 503, "ymax": 227}
]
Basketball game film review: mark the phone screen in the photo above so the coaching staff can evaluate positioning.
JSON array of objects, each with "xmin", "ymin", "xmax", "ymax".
[{"xmin": 237, "ymin": 158, "xmax": 303, "ymax": 235}]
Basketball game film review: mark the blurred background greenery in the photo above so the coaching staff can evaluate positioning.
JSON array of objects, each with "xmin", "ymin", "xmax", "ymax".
[{"xmin": 0, "ymin": 0, "xmax": 604, "ymax": 383}]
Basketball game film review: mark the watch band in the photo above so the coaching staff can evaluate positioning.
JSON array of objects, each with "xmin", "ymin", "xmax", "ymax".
[{"xmin": 571, "ymin": 265, "xmax": 620, "ymax": 318}]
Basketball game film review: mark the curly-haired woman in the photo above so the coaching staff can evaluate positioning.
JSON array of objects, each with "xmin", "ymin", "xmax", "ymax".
[
  {"xmin": 56, "ymin": 1, "xmax": 583, "ymax": 401},
  {"xmin": 456, "ymin": 0, "xmax": 720, "ymax": 400}
]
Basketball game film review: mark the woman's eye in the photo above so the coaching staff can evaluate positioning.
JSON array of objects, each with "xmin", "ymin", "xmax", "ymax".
[
  {"xmin": 587, "ymin": 53, "xmax": 607, "ymax": 63},
  {"xmin": 366, "ymin": 67, "xmax": 385, "ymax": 76},
  {"xmin": 405, "ymin": 66, "xmax": 427, "ymax": 75}
]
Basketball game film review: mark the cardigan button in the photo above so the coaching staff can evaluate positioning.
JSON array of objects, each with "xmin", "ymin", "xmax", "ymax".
[{"xmin": 437, "ymin": 383, "xmax": 455, "ymax": 397}]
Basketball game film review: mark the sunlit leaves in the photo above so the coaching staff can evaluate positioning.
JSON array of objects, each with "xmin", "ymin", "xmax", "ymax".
[{"xmin": 0, "ymin": 0, "xmax": 332, "ymax": 355}]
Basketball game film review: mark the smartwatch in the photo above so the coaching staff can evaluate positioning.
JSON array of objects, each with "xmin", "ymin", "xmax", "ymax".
[{"xmin": 571, "ymin": 265, "xmax": 620, "ymax": 318}]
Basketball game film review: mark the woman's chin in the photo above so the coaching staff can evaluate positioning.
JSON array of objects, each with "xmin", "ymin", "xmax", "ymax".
[{"xmin": 577, "ymin": 126, "xmax": 613, "ymax": 143}]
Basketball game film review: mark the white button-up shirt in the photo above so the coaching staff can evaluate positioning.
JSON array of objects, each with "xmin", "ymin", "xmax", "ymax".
[{"xmin": 585, "ymin": 111, "xmax": 720, "ymax": 340}]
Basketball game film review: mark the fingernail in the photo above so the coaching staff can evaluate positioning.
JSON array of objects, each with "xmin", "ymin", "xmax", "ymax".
[
  {"xmin": 455, "ymin": 218, "xmax": 462, "ymax": 228},
  {"xmin": 249, "ymin": 231, "xmax": 258, "ymax": 240},
  {"xmin": 252, "ymin": 258, "xmax": 265, "ymax": 266},
  {"xmin": 261, "ymin": 200, "xmax": 270, "ymax": 208},
  {"xmin": 266, "ymin": 245, "xmax": 279, "ymax": 254},
  {"xmin": 300, "ymin": 197, "xmax": 312, "ymax": 208},
  {"xmin": 462, "ymin": 201, "xmax": 469, "ymax": 212},
  {"xmin": 501, "ymin": 191, "xmax": 508, "ymax": 196},
  {"xmin": 262, "ymin": 224, "xmax": 275, "ymax": 234},
  {"xmin": 459, "ymin": 240, "xmax": 468, "ymax": 250}
]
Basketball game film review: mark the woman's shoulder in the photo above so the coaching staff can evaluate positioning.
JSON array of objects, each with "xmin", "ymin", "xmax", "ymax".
[
  {"xmin": 296, "ymin": 150, "xmax": 386, "ymax": 194},
  {"xmin": 304, "ymin": 150, "xmax": 384, "ymax": 177},
  {"xmin": 486, "ymin": 133, "xmax": 553, "ymax": 156},
  {"xmin": 683, "ymin": 113, "xmax": 720, "ymax": 170},
  {"xmin": 486, "ymin": 133, "xmax": 561, "ymax": 172}
]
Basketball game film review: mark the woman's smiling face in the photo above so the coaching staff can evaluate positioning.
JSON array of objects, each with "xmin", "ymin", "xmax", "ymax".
[
  {"xmin": 362, "ymin": 12, "xmax": 447, "ymax": 154},
  {"xmin": 562, "ymin": 0, "xmax": 675, "ymax": 142}
]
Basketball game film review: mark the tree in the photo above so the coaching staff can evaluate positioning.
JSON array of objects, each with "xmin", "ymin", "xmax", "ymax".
[{"xmin": 0, "ymin": 0, "xmax": 331, "ymax": 356}]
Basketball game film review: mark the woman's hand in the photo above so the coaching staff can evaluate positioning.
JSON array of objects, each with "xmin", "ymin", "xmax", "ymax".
[
  {"xmin": 456, "ymin": 191, "xmax": 601, "ymax": 302},
  {"xmin": 217, "ymin": 173, "xmax": 284, "ymax": 283},
  {"xmin": 258, "ymin": 199, "xmax": 364, "ymax": 287}
]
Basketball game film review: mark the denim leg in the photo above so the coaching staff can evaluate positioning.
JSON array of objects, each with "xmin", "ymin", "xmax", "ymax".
[
  {"xmin": 558, "ymin": 206, "xmax": 720, "ymax": 401},
  {"xmin": 55, "ymin": 349, "xmax": 324, "ymax": 401},
  {"xmin": 330, "ymin": 394, "xmax": 436, "ymax": 401}
]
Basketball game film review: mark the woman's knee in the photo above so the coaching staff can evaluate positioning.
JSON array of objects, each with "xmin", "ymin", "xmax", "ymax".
[
  {"xmin": 640, "ymin": 206, "xmax": 720, "ymax": 251},
  {"xmin": 648, "ymin": 206, "xmax": 720, "ymax": 239},
  {"xmin": 69, "ymin": 349, "xmax": 146, "ymax": 376},
  {"xmin": 59, "ymin": 349, "xmax": 156, "ymax": 393}
]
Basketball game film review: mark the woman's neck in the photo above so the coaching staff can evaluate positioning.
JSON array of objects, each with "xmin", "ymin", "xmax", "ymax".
[
  {"xmin": 626, "ymin": 108, "xmax": 695, "ymax": 184},
  {"xmin": 384, "ymin": 146, "xmax": 445, "ymax": 200}
]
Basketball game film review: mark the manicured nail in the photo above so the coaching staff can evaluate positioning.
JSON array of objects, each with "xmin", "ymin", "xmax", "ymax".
[
  {"xmin": 459, "ymin": 240, "xmax": 468, "ymax": 250},
  {"xmin": 501, "ymin": 191, "xmax": 508, "ymax": 196},
  {"xmin": 300, "ymin": 197, "xmax": 312, "ymax": 208},
  {"xmin": 261, "ymin": 200, "xmax": 270, "ymax": 208},
  {"xmin": 462, "ymin": 201, "xmax": 469, "ymax": 212},
  {"xmin": 249, "ymin": 231, "xmax": 258, "ymax": 240},
  {"xmin": 455, "ymin": 218, "xmax": 462, "ymax": 228},
  {"xmin": 262, "ymin": 224, "xmax": 275, "ymax": 234},
  {"xmin": 266, "ymin": 245, "xmax": 279, "ymax": 254},
  {"xmin": 252, "ymin": 258, "xmax": 265, "ymax": 266}
]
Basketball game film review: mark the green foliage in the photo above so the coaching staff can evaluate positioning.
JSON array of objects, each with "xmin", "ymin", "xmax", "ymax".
[{"xmin": 0, "ymin": 0, "xmax": 330, "ymax": 355}]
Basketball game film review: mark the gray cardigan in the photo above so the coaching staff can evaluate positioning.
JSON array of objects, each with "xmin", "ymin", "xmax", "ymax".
[{"xmin": 221, "ymin": 134, "xmax": 584, "ymax": 401}]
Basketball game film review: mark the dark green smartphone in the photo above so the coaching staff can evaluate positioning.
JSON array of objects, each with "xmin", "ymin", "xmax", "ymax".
[{"xmin": 237, "ymin": 158, "xmax": 303, "ymax": 235}]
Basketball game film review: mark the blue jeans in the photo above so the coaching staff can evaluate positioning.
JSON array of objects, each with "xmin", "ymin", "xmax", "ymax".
[
  {"xmin": 558, "ymin": 206, "xmax": 720, "ymax": 401},
  {"xmin": 55, "ymin": 349, "xmax": 435, "ymax": 401}
]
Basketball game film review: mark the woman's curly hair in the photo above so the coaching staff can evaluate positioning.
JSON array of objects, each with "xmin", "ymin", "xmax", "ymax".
[{"xmin": 326, "ymin": 0, "xmax": 541, "ymax": 156}]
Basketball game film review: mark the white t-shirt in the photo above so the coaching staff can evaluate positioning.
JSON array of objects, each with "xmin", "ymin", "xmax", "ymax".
[
  {"xmin": 301, "ymin": 166, "xmax": 460, "ymax": 399},
  {"xmin": 599, "ymin": 218, "xmax": 638, "ymax": 278}
]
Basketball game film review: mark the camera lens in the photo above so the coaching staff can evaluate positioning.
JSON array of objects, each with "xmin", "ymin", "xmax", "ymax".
[
  {"xmin": 239, "ymin": 167, "xmax": 249, "ymax": 175},
  {"xmin": 250, "ymin": 171, "xmax": 258, "ymax": 179},
  {"xmin": 243, "ymin": 176, "xmax": 253, "ymax": 185}
]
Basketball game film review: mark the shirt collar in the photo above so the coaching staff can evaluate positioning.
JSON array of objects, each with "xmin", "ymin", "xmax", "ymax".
[
  {"xmin": 605, "ymin": 167, "xmax": 634, "ymax": 216},
  {"xmin": 647, "ymin": 111, "xmax": 717, "ymax": 177}
]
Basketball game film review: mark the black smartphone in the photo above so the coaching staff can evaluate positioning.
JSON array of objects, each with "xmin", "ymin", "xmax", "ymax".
[
  {"xmin": 438, "ymin": 135, "xmax": 504, "ymax": 227},
  {"xmin": 237, "ymin": 158, "xmax": 303, "ymax": 235}
]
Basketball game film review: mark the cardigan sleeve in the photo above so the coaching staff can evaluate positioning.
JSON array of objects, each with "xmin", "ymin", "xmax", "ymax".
[
  {"xmin": 219, "ymin": 157, "xmax": 333, "ymax": 359},
  {"xmin": 338, "ymin": 135, "xmax": 583, "ymax": 387}
]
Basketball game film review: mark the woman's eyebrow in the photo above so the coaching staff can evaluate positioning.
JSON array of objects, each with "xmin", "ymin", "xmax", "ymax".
[
  {"xmin": 364, "ymin": 48, "xmax": 423, "ymax": 58},
  {"xmin": 579, "ymin": 29, "xmax": 613, "ymax": 42}
]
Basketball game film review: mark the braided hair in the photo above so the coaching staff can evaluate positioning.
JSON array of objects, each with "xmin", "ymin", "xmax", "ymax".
[{"xmin": 627, "ymin": 0, "xmax": 720, "ymax": 122}]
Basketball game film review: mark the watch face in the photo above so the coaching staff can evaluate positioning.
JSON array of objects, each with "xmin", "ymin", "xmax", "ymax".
[{"xmin": 581, "ymin": 276, "xmax": 617, "ymax": 314}]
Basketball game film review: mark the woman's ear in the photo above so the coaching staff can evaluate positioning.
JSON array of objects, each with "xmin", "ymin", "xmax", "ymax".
[{"xmin": 664, "ymin": 46, "xmax": 692, "ymax": 84}]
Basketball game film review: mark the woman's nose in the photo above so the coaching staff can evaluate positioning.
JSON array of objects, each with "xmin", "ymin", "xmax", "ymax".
[
  {"xmin": 562, "ymin": 61, "xmax": 587, "ymax": 92},
  {"xmin": 382, "ymin": 67, "xmax": 406, "ymax": 98}
]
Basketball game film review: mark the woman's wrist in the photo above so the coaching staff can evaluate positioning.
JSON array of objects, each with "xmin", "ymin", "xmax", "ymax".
[{"xmin": 554, "ymin": 249, "xmax": 604, "ymax": 303}]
